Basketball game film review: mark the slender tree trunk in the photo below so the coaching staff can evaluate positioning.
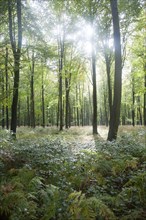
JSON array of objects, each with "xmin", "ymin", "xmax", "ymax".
[
  {"xmin": 65, "ymin": 78, "xmax": 69, "ymax": 129},
  {"xmin": 27, "ymin": 96, "xmax": 30, "ymax": 126},
  {"xmin": 123, "ymin": 95, "xmax": 127, "ymax": 125},
  {"xmin": 122, "ymin": 103, "xmax": 126, "ymax": 125},
  {"xmin": 104, "ymin": 90, "xmax": 108, "ymax": 126},
  {"xmin": 144, "ymin": 64, "xmax": 146, "ymax": 125},
  {"xmin": 8, "ymin": 0, "xmax": 22, "ymax": 137},
  {"xmin": 80, "ymin": 84, "xmax": 84, "ymax": 127},
  {"xmin": 2, "ymin": 73, "xmax": 5, "ymax": 129},
  {"xmin": 124, "ymin": 103, "xmax": 127, "ymax": 125},
  {"xmin": 65, "ymin": 70, "xmax": 71, "ymax": 129},
  {"xmin": 88, "ymin": 84, "xmax": 92, "ymax": 125},
  {"xmin": 107, "ymin": 0, "xmax": 122, "ymax": 141},
  {"xmin": 57, "ymin": 101, "xmax": 59, "ymax": 127},
  {"xmin": 65, "ymin": 90, "xmax": 69, "ymax": 129},
  {"xmin": 137, "ymin": 96, "xmax": 142, "ymax": 125},
  {"xmin": 74, "ymin": 98, "xmax": 76, "ymax": 126},
  {"xmin": 41, "ymin": 71, "xmax": 45, "ymax": 127},
  {"xmin": 105, "ymin": 54, "xmax": 112, "ymax": 121},
  {"xmin": 76, "ymin": 85, "xmax": 80, "ymax": 126},
  {"xmin": 138, "ymin": 107, "xmax": 142, "ymax": 125},
  {"xmin": 81, "ymin": 104, "xmax": 84, "ymax": 126},
  {"xmin": 92, "ymin": 44, "xmax": 98, "ymax": 134},
  {"xmin": 50, "ymin": 109, "xmax": 53, "ymax": 126},
  {"xmin": 30, "ymin": 52, "xmax": 35, "ymax": 128},
  {"xmin": 58, "ymin": 38, "xmax": 64, "ymax": 131},
  {"xmin": 11, "ymin": 58, "xmax": 20, "ymax": 135},
  {"xmin": 5, "ymin": 46, "xmax": 9, "ymax": 130},
  {"xmin": 132, "ymin": 76, "xmax": 135, "ymax": 126},
  {"xmin": 62, "ymin": 96, "xmax": 65, "ymax": 127},
  {"xmin": 69, "ymin": 101, "xmax": 71, "ymax": 127},
  {"xmin": 68, "ymin": 100, "xmax": 73, "ymax": 128},
  {"xmin": 87, "ymin": 102, "xmax": 90, "ymax": 125},
  {"xmin": 59, "ymin": 69, "xmax": 63, "ymax": 130},
  {"xmin": 88, "ymin": 0, "xmax": 98, "ymax": 133}
]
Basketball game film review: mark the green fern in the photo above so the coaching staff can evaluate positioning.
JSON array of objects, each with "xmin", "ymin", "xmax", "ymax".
[
  {"xmin": 123, "ymin": 172, "xmax": 146, "ymax": 203},
  {"xmin": 95, "ymin": 159, "xmax": 112, "ymax": 177},
  {"xmin": 67, "ymin": 191, "xmax": 116, "ymax": 220},
  {"xmin": 67, "ymin": 191, "xmax": 92, "ymax": 220},
  {"xmin": 121, "ymin": 209, "xmax": 146, "ymax": 220},
  {"xmin": 86, "ymin": 197, "xmax": 117, "ymax": 220},
  {"xmin": 40, "ymin": 184, "xmax": 59, "ymax": 220},
  {"xmin": 0, "ymin": 184, "xmax": 38, "ymax": 220}
]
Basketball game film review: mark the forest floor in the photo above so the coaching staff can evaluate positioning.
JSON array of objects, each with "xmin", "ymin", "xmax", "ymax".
[
  {"xmin": 0, "ymin": 125, "xmax": 146, "ymax": 220},
  {"xmin": 16, "ymin": 125, "xmax": 145, "ymax": 154},
  {"xmin": 13, "ymin": 125, "xmax": 145, "ymax": 160}
]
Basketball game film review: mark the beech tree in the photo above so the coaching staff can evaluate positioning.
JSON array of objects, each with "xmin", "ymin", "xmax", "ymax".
[
  {"xmin": 107, "ymin": 0, "xmax": 122, "ymax": 141},
  {"xmin": 5, "ymin": 46, "xmax": 9, "ymax": 129},
  {"xmin": 8, "ymin": 0, "xmax": 22, "ymax": 137}
]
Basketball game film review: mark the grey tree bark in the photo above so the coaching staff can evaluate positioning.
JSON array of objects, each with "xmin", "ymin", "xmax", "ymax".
[
  {"xmin": 107, "ymin": 0, "xmax": 122, "ymax": 141},
  {"xmin": 8, "ymin": 0, "xmax": 22, "ymax": 138}
]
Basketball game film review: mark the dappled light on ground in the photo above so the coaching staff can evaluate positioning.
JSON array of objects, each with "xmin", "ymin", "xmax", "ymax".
[{"xmin": 98, "ymin": 126, "xmax": 108, "ymax": 140}]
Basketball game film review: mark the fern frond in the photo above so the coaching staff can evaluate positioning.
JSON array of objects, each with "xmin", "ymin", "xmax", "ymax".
[
  {"xmin": 121, "ymin": 209, "xmax": 145, "ymax": 220},
  {"xmin": 67, "ymin": 191, "xmax": 116, "ymax": 220},
  {"xmin": 86, "ymin": 197, "xmax": 117, "ymax": 220},
  {"xmin": 68, "ymin": 191, "xmax": 89, "ymax": 219},
  {"xmin": 40, "ymin": 184, "xmax": 60, "ymax": 220}
]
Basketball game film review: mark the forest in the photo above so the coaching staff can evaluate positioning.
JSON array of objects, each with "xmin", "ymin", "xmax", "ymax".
[{"xmin": 0, "ymin": 0, "xmax": 146, "ymax": 219}]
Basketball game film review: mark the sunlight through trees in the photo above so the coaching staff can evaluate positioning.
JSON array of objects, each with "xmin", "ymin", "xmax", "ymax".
[{"xmin": 0, "ymin": 0, "xmax": 145, "ymax": 139}]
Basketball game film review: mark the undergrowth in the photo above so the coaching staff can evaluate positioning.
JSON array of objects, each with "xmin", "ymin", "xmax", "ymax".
[{"xmin": 0, "ymin": 126, "xmax": 146, "ymax": 220}]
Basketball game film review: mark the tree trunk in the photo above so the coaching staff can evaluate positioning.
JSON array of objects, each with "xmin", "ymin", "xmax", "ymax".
[
  {"xmin": 65, "ymin": 70, "xmax": 71, "ymax": 129},
  {"xmin": 73, "ymin": 99, "xmax": 76, "ymax": 126},
  {"xmin": 68, "ymin": 100, "xmax": 71, "ymax": 127},
  {"xmin": 57, "ymin": 101, "xmax": 59, "ymax": 127},
  {"xmin": 80, "ymin": 84, "xmax": 84, "ymax": 126},
  {"xmin": 138, "ymin": 106, "xmax": 142, "ymax": 125},
  {"xmin": 30, "ymin": 51, "xmax": 35, "ymax": 128},
  {"xmin": 76, "ymin": 85, "xmax": 80, "ymax": 126},
  {"xmin": 107, "ymin": 0, "xmax": 122, "ymax": 141},
  {"xmin": 122, "ymin": 103, "xmax": 126, "ymax": 125},
  {"xmin": 92, "ymin": 44, "xmax": 98, "ymax": 134},
  {"xmin": 105, "ymin": 54, "xmax": 112, "ymax": 121},
  {"xmin": 65, "ymin": 77, "xmax": 69, "ymax": 129},
  {"xmin": 88, "ymin": 84, "xmax": 92, "ymax": 125},
  {"xmin": 132, "ymin": 75, "xmax": 135, "ymax": 126},
  {"xmin": 10, "ymin": 58, "xmax": 20, "ymax": 135},
  {"xmin": 27, "ymin": 96, "xmax": 30, "ymax": 126},
  {"xmin": 137, "ymin": 96, "xmax": 142, "ymax": 125},
  {"xmin": 58, "ymin": 38, "xmax": 64, "ymax": 131},
  {"xmin": 8, "ymin": 0, "xmax": 22, "ymax": 138},
  {"xmin": 59, "ymin": 66, "xmax": 63, "ymax": 130},
  {"xmin": 104, "ymin": 90, "xmax": 109, "ymax": 126},
  {"xmin": 1, "ymin": 72, "xmax": 5, "ymax": 129},
  {"xmin": 41, "ymin": 70, "xmax": 45, "ymax": 127},
  {"xmin": 144, "ymin": 64, "xmax": 146, "ymax": 125},
  {"xmin": 5, "ymin": 46, "xmax": 9, "ymax": 130}
]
